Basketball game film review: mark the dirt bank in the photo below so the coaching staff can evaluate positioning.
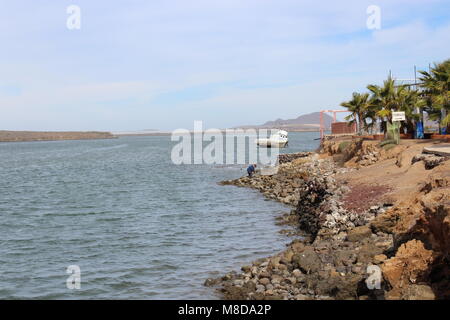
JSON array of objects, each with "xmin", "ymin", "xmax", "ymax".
[
  {"xmin": 0, "ymin": 130, "xmax": 116, "ymax": 142},
  {"xmin": 208, "ymin": 139, "xmax": 449, "ymax": 300}
]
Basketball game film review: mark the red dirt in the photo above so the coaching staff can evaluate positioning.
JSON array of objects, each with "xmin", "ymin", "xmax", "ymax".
[{"xmin": 341, "ymin": 184, "xmax": 392, "ymax": 213}]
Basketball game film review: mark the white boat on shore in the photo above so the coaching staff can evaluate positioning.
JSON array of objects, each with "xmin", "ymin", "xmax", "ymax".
[{"xmin": 256, "ymin": 130, "xmax": 288, "ymax": 148}]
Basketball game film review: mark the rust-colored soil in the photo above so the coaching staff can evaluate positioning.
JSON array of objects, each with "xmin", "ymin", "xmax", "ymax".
[{"xmin": 341, "ymin": 184, "xmax": 392, "ymax": 213}]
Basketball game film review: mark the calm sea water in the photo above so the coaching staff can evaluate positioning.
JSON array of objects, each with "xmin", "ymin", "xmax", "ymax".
[{"xmin": 0, "ymin": 132, "xmax": 320, "ymax": 299}]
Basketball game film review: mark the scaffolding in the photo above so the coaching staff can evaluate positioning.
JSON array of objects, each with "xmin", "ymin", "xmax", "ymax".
[
  {"xmin": 391, "ymin": 66, "xmax": 425, "ymax": 138},
  {"xmin": 319, "ymin": 110, "xmax": 351, "ymax": 140}
]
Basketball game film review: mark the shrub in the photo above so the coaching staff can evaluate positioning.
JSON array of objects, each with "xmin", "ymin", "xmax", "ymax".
[
  {"xmin": 339, "ymin": 141, "xmax": 351, "ymax": 153},
  {"xmin": 382, "ymin": 143, "xmax": 396, "ymax": 151},
  {"xmin": 379, "ymin": 139, "xmax": 396, "ymax": 147}
]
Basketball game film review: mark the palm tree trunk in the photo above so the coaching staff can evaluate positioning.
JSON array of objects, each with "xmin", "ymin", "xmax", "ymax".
[{"xmin": 357, "ymin": 113, "xmax": 364, "ymax": 135}]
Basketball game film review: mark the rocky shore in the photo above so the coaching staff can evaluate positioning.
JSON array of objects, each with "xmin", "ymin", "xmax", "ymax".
[{"xmin": 207, "ymin": 140, "xmax": 450, "ymax": 300}]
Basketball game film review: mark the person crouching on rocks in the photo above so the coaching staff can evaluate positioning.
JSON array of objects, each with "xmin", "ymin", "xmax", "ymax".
[{"xmin": 247, "ymin": 164, "xmax": 257, "ymax": 177}]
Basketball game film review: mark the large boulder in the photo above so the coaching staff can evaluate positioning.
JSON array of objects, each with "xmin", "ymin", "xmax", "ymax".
[
  {"xmin": 401, "ymin": 285, "xmax": 435, "ymax": 300},
  {"xmin": 411, "ymin": 154, "xmax": 446, "ymax": 170},
  {"xmin": 382, "ymin": 240, "xmax": 434, "ymax": 299},
  {"xmin": 292, "ymin": 247, "xmax": 321, "ymax": 274},
  {"xmin": 347, "ymin": 226, "xmax": 372, "ymax": 242}
]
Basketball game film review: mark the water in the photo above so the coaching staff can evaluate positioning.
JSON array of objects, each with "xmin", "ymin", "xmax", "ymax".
[{"xmin": 0, "ymin": 132, "xmax": 320, "ymax": 299}]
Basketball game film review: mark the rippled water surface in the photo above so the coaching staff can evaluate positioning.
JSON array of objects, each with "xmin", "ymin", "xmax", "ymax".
[{"xmin": 0, "ymin": 132, "xmax": 319, "ymax": 299}]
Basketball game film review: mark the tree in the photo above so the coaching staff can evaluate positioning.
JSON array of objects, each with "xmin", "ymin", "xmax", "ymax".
[
  {"xmin": 419, "ymin": 59, "xmax": 450, "ymax": 132},
  {"xmin": 341, "ymin": 92, "xmax": 370, "ymax": 134},
  {"xmin": 396, "ymin": 87, "xmax": 423, "ymax": 135},
  {"xmin": 367, "ymin": 76, "xmax": 406, "ymax": 133},
  {"xmin": 367, "ymin": 76, "xmax": 399, "ymax": 123}
]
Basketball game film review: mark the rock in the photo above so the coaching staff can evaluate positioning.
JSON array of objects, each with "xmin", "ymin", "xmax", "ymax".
[
  {"xmin": 265, "ymin": 289, "xmax": 274, "ymax": 295},
  {"xmin": 256, "ymin": 285, "xmax": 265, "ymax": 293},
  {"xmin": 286, "ymin": 277, "xmax": 297, "ymax": 285},
  {"xmin": 401, "ymin": 285, "xmax": 435, "ymax": 300},
  {"xmin": 233, "ymin": 279, "xmax": 244, "ymax": 287},
  {"xmin": 244, "ymin": 281, "xmax": 256, "ymax": 292},
  {"xmin": 269, "ymin": 256, "xmax": 281, "ymax": 268},
  {"xmin": 204, "ymin": 278, "xmax": 219, "ymax": 287},
  {"xmin": 241, "ymin": 265, "xmax": 251, "ymax": 273},
  {"xmin": 292, "ymin": 269, "xmax": 303, "ymax": 278},
  {"xmin": 291, "ymin": 241, "xmax": 306, "ymax": 253},
  {"xmin": 382, "ymin": 240, "xmax": 434, "ymax": 293},
  {"xmin": 221, "ymin": 283, "xmax": 251, "ymax": 300},
  {"xmin": 283, "ymin": 249, "xmax": 294, "ymax": 263},
  {"xmin": 314, "ymin": 273, "xmax": 363, "ymax": 299},
  {"xmin": 292, "ymin": 248, "xmax": 321, "ymax": 274},
  {"xmin": 333, "ymin": 250, "xmax": 357, "ymax": 266},
  {"xmin": 357, "ymin": 242, "xmax": 383, "ymax": 264},
  {"xmin": 294, "ymin": 294, "xmax": 310, "ymax": 300},
  {"xmin": 347, "ymin": 226, "xmax": 372, "ymax": 242},
  {"xmin": 271, "ymin": 275, "xmax": 283, "ymax": 285},
  {"xmin": 265, "ymin": 284, "xmax": 274, "ymax": 291},
  {"xmin": 351, "ymin": 266, "xmax": 363, "ymax": 274},
  {"xmin": 411, "ymin": 154, "xmax": 446, "ymax": 170},
  {"xmin": 278, "ymin": 152, "xmax": 312, "ymax": 164},
  {"xmin": 278, "ymin": 264, "xmax": 288, "ymax": 271},
  {"xmin": 259, "ymin": 278, "xmax": 271, "ymax": 286},
  {"xmin": 373, "ymin": 254, "xmax": 387, "ymax": 264},
  {"xmin": 335, "ymin": 232, "xmax": 348, "ymax": 241}
]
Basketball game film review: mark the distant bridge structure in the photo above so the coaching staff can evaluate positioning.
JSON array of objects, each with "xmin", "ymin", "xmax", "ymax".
[{"xmin": 319, "ymin": 110, "xmax": 352, "ymax": 140}]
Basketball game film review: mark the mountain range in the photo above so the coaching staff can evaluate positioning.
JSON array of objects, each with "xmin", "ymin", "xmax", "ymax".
[{"xmin": 237, "ymin": 112, "xmax": 334, "ymax": 131}]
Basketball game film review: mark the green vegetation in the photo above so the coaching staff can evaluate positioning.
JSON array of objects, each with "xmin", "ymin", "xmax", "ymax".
[
  {"xmin": 382, "ymin": 144, "xmax": 397, "ymax": 151},
  {"xmin": 341, "ymin": 58, "xmax": 450, "ymax": 135},
  {"xmin": 339, "ymin": 141, "xmax": 351, "ymax": 153},
  {"xmin": 379, "ymin": 139, "xmax": 397, "ymax": 150},
  {"xmin": 379, "ymin": 139, "xmax": 396, "ymax": 147},
  {"xmin": 341, "ymin": 92, "xmax": 370, "ymax": 134},
  {"xmin": 419, "ymin": 60, "xmax": 450, "ymax": 131}
]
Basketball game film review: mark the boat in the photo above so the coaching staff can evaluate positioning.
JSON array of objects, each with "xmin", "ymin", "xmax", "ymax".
[{"xmin": 256, "ymin": 130, "xmax": 288, "ymax": 148}]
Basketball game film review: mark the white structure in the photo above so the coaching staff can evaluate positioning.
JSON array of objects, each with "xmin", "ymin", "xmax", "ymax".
[{"xmin": 256, "ymin": 130, "xmax": 288, "ymax": 148}]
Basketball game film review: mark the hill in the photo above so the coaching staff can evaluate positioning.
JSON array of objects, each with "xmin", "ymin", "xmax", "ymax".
[{"xmin": 237, "ymin": 112, "xmax": 333, "ymax": 131}]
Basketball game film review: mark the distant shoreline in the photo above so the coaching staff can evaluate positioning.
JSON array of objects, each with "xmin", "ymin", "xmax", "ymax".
[
  {"xmin": 0, "ymin": 130, "xmax": 117, "ymax": 143},
  {"xmin": 115, "ymin": 128, "xmax": 324, "ymax": 137},
  {"xmin": 0, "ymin": 128, "xmax": 325, "ymax": 142}
]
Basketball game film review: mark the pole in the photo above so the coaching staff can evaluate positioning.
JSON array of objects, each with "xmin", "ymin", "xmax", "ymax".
[
  {"xmin": 414, "ymin": 65, "xmax": 417, "ymax": 90},
  {"xmin": 320, "ymin": 111, "xmax": 323, "ymax": 140}
]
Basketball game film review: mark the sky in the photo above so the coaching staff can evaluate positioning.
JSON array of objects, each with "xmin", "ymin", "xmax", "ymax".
[{"xmin": 0, "ymin": 0, "xmax": 449, "ymax": 131}]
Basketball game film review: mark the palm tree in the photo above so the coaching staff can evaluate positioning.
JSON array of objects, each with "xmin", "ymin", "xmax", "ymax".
[
  {"xmin": 341, "ymin": 92, "xmax": 370, "ymax": 134},
  {"xmin": 396, "ymin": 87, "xmax": 423, "ymax": 135},
  {"xmin": 419, "ymin": 59, "xmax": 450, "ymax": 133},
  {"xmin": 367, "ymin": 76, "xmax": 403, "ymax": 133}
]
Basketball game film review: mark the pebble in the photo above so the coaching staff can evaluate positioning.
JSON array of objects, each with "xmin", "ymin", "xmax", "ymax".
[
  {"xmin": 256, "ymin": 285, "xmax": 265, "ymax": 293},
  {"xmin": 292, "ymin": 269, "xmax": 302, "ymax": 278}
]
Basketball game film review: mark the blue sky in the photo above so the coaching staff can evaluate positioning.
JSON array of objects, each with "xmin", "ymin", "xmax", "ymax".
[{"xmin": 0, "ymin": 0, "xmax": 449, "ymax": 131}]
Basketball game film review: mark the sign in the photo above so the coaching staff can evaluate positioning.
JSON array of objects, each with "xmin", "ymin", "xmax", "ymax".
[{"xmin": 392, "ymin": 111, "xmax": 406, "ymax": 121}]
